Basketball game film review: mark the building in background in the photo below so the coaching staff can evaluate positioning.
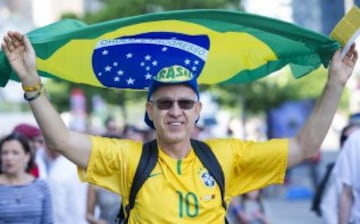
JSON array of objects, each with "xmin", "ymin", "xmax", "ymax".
[
  {"xmin": 243, "ymin": 0, "xmax": 357, "ymax": 35},
  {"xmin": 0, "ymin": 0, "xmax": 102, "ymax": 36},
  {"xmin": 0, "ymin": 0, "xmax": 103, "ymax": 103},
  {"xmin": 291, "ymin": 0, "xmax": 323, "ymax": 33},
  {"xmin": 292, "ymin": 0, "xmax": 345, "ymax": 35}
]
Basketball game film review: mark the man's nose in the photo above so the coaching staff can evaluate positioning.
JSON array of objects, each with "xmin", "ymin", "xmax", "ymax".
[{"xmin": 168, "ymin": 101, "xmax": 183, "ymax": 115}]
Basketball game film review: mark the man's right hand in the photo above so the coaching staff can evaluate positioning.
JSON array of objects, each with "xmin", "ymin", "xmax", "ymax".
[
  {"xmin": 2, "ymin": 30, "xmax": 92, "ymax": 169},
  {"xmin": 1, "ymin": 31, "xmax": 40, "ymax": 87}
]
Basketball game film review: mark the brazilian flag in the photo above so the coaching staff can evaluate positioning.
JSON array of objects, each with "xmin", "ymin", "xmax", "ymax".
[{"xmin": 0, "ymin": 9, "xmax": 342, "ymax": 89}]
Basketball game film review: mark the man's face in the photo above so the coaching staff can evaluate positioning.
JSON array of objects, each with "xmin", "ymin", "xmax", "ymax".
[{"xmin": 146, "ymin": 85, "xmax": 202, "ymax": 144}]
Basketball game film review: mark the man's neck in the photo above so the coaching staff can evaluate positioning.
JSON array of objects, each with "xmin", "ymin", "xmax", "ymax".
[{"xmin": 158, "ymin": 139, "xmax": 192, "ymax": 159}]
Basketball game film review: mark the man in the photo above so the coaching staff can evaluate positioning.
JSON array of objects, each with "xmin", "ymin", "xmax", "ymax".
[
  {"xmin": 313, "ymin": 122, "xmax": 360, "ymax": 224},
  {"xmin": 1, "ymin": 31, "xmax": 358, "ymax": 223},
  {"xmin": 335, "ymin": 129, "xmax": 360, "ymax": 223},
  {"xmin": 46, "ymin": 150, "xmax": 88, "ymax": 224}
]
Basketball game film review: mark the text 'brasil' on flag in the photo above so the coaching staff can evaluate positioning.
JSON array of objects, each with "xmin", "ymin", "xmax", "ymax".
[{"xmin": 0, "ymin": 9, "xmax": 342, "ymax": 89}]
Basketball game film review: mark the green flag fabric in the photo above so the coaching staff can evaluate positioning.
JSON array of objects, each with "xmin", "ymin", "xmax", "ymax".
[{"xmin": 0, "ymin": 9, "xmax": 341, "ymax": 89}]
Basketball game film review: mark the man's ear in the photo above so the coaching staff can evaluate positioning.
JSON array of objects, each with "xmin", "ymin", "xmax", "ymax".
[{"xmin": 146, "ymin": 101, "xmax": 153, "ymax": 121}]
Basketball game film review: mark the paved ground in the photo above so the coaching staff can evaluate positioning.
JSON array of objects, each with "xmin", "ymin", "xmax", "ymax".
[
  {"xmin": 265, "ymin": 196, "xmax": 322, "ymax": 224},
  {"xmin": 261, "ymin": 150, "xmax": 338, "ymax": 224}
]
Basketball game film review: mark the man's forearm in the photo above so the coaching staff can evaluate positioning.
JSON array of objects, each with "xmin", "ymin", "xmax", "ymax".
[
  {"xmin": 289, "ymin": 80, "xmax": 344, "ymax": 167},
  {"xmin": 28, "ymin": 91, "xmax": 70, "ymax": 151},
  {"xmin": 300, "ymin": 80, "xmax": 343, "ymax": 154},
  {"xmin": 28, "ymin": 89, "xmax": 91, "ymax": 168}
]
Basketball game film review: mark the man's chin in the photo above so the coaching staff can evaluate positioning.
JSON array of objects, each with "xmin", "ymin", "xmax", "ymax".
[{"xmin": 162, "ymin": 133, "xmax": 188, "ymax": 143}]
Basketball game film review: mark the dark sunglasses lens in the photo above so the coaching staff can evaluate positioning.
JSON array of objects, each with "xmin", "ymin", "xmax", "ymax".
[
  {"xmin": 157, "ymin": 100, "xmax": 173, "ymax": 110},
  {"xmin": 154, "ymin": 99, "xmax": 196, "ymax": 110},
  {"xmin": 178, "ymin": 100, "xmax": 195, "ymax": 109}
]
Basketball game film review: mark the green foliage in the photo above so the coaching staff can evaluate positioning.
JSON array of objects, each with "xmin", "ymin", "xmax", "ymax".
[
  {"xmin": 82, "ymin": 0, "xmax": 242, "ymax": 24},
  {"xmin": 83, "ymin": 0, "xmax": 149, "ymax": 23},
  {"xmin": 44, "ymin": 80, "xmax": 70, "ymax": 112},
  {"xmin": 60, "ymin": 12, "xmax": 80, "ymax": 20},
  {"xmin": 203, "ymin": 65, "xmax": 340, "ymax": 114}
]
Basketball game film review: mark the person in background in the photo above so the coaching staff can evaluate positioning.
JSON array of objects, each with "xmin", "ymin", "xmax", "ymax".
[
  {"xmin": 335, "ymin": 128, "xmax": 360, "ymax": 223},
  {"xmin": 0, "ymin": 132, "xmax": 53, "ymax": 223},
  {"xmin": 12, "ymin": 123, "xmax": 43, "ymax": 178},
  {"xmin": 86, "ymin": 184, "xmax": 122, "ymax": 224},
  {"xmin": 12, "ymin": 122, "xmax": 87, "ymax": 224},
  {"xmin": 46, "ymin": 144, "xmax": 88, "ymax": 224},
  {"xmin": 229, "ymin": 190, "xmax": 269, "ymax": 224},
  {"xmin": 13, "ymin": 123, "xmax": 43, "ymax": 153},
  {"xmin": 122, "ymin": 124, "xmax": 146, "ymax": 142},
  {"xmin": 103, "ymin": 116, "xmax": 122, "ymax": 138},
  {"xmin": 1, "ymin": 31, "xmax": 358, "ymax": 223},
  {"xmin": 312, "ymin": 122, "xmax": 360, "ymax": 223},
  {"xmin": 12, "ymin": 123, "xmax": 55, "ymax": 180}
]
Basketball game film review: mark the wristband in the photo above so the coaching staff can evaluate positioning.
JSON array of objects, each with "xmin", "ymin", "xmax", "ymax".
[
  {"xmin": 22, "ymin": 82, "xmax": 42, "ymax": 92},
  {"xmin": 24, "ymin": 85, "xmax": 45, "ymax": 102}
]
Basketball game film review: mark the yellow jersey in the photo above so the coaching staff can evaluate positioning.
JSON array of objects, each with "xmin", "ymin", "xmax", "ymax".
[{"xmin": 79, "ymin": 137, "xmax": 288, "ymax": 223}]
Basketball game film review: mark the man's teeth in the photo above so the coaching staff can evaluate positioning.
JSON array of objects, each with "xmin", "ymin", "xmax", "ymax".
[{"xmin": 169, "ymin": 122, "xmax": 182, "ymax": 125}]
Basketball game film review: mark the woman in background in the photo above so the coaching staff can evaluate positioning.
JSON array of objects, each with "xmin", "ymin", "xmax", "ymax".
[{"xmin": 0, "ymin": 132, "xmax": 53, "ymax": 223}]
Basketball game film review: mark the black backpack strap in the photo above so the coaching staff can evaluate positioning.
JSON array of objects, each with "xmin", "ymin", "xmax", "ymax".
[
  {"xmin": 311, "ymin": 161, "xmax": 335, "ymax": 216},
  {"xmin": 115, "ymin": 140, "xmax": 158, "ymax": 224},
  {"xmin": 191, "ymin": 139, "xmax": 228, "ymax": 223}
]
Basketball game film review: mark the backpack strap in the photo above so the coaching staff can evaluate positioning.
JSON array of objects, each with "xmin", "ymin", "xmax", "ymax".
[
  {"xmin": 311, "ymin": 161, "xmax": 335, "ymax": 216},
  {"xmin": 190, "ymin": 139, "xmax": 228, "ymax": 223},
  {"xmin": 115, "ymin": 140, "xmax": 158, "ymax": 224}
]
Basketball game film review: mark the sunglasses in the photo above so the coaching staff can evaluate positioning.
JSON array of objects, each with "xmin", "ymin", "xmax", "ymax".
[{"xmin": 150, "ymin": 98, "xmax": 197, "ymax": 110}]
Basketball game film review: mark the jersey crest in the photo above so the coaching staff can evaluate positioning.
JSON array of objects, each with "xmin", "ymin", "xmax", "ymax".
[{"xmin": 199, "ymin": 167, "xmax": 216, "ymax": 188}]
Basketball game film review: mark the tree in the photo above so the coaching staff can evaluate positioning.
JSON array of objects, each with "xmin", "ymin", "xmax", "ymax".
[
  {"xmin": 83, "ymin": 0, "xmax": 242, "ymax": 23},
  {"xmin": 200, "ymin": 65, "xmax": 349, "ymax": 126}
]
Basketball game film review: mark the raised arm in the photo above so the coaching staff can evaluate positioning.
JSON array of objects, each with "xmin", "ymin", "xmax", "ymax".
[
  {"xmin": 1, "ymin": 31, "xmax": 91, "ymax": 169},
  {"xmin": 287, "ymin": 44, "xmax": 358, "ymax": 167}
]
